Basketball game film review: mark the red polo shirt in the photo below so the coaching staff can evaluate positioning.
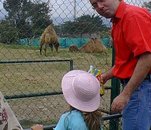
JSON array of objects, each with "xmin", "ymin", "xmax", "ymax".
[{"xmin": 112, "ymin": 1, "xmax": 151, "ymax": 79}]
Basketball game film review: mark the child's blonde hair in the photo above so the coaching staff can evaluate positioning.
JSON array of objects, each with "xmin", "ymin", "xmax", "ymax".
[
  {"xmin": 69, "ymin": 106, "xmax": 102, "ymax": 130},
  {"xmin": 83, "ymin": 109, "xmax": 102, "ymax": 130}
]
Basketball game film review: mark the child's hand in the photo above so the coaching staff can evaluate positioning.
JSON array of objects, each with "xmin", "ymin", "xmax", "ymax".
[{"xmin": 31, "ymin": 124, "xmax": 44, "ymax": 130}]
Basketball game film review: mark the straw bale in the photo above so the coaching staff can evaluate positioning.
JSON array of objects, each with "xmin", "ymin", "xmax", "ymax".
[{"xmin": 80, "ymin": 38, "xmax": 106, "ymax": 53}]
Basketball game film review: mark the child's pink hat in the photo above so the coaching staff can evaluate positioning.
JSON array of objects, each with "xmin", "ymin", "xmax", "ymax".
[{"xmin": 61, "ymin": 70, "xmax": 101, "ymax": 112}]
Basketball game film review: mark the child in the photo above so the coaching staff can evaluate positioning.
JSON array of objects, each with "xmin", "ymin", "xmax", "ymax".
[{"xmin": 31, "ymin": 70, "xmax": 102, "ymax": 130}]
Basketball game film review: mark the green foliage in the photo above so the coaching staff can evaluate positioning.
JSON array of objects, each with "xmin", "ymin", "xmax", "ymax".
[
  {"xmin": 75, "ymin": 14, "xmax": 103, "ymax": 33},
  {"xmin": 143, "ymin": 1, "xmax": 151, "ymax": 11},
  {"xmin": 28, "ymin": 2, "xmax": 52, "ymax": 37},
  {"xmin": 3, "ymin": 0, "xmax": 52, "ymax": 41},
  {"xmin": 58, "ymin": 14, "xmax": 109, "ymax": 37},
  {"xmin": 0, "ymin": 20, "xmax": 18, "ymax": 44}
]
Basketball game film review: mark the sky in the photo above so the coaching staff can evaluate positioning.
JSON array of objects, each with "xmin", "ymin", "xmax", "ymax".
[
  {"xmin": 0, "ymin": 0, "xmax": 6, "ymax": 19},
  {"xmin": 46, "ymin": 0, "xmax": 149, "ymax": 25},
  {"xmin": 49, "ymin": 0, "xmax": 96, "ymax": 24},
  {"xmin": 0, "ymin": 0, "xmax": 150, "ymax": 25}
]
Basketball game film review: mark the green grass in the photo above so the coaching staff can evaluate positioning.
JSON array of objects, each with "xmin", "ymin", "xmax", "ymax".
[
  {"xmin": 0, "ymin": 43, "xmax": 112, "ymax": 95},
  {"xmin": 0, "ymin": 42, "xmax": 39, "ymax": 49},
  {"xmin": 0, "ymin": 43, "xmax": 113, "ymax": 128}
]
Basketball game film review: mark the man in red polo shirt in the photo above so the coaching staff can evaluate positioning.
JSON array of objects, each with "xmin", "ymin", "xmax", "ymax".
[{"xmin": 89, "ymin": 0, "xmax": 151, "ymax": 129}]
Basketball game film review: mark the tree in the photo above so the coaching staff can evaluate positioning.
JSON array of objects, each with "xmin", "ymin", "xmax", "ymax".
[
  {"xmin": 143, "ymin": 1, "xmax": 151, "ymax": 11},
  {"xmin": 60, "ymin": 14, "xmax": 108, "ymax": 37},
  {"xmin": 3, "ymin": 0, "xmax": 52, "ymax": 42},
  {"xmin": 61, "ymin": 21, "xmax": 77, "ymax": 36},
  {"xmin": 3, "ymin": 0, "xmax": 32, "ymax": 38},
  {"xmin": 0, "ymin": 20, "xmax": 18, "ymax": 44},
  {"xmin": 76, "ymin": 14, "xmax": 105, "ymax": 35},
  {"xmin": 28, "ymin": 2, "xmax": 52, "ymax": 37}
]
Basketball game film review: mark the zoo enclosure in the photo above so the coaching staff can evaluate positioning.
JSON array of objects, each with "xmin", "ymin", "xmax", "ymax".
[{"xmin": 0, "ymin": 0, "xmax": 150, "ymax": 129}]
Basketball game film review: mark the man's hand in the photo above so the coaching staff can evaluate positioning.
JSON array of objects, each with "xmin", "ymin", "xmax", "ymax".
[
  {"xmin": 111, "ymin": 92, "xmax": 130, "ymax": 113},
  {"xmin": 96, "ymin": 67, "xmax": 114, "ymax": 84},
  {"xmin": 96, "ymin": 73, "xmax": 109, "ymax": 84}
]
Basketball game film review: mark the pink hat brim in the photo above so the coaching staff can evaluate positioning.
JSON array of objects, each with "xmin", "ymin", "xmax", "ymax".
[{"xmin": 62, "ymin": 70, "xmax": 100, "ymax": 112}]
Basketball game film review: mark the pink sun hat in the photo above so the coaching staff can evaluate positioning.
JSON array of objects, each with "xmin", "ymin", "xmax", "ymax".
[{"xmin": 61, "ymin": 70, "xmax": 101, "ymax": 112}]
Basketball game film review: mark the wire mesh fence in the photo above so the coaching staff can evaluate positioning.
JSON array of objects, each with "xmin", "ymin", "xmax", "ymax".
[{"xmin": 0, "ymin": 0, "xmax": 150, "ymax": 129}]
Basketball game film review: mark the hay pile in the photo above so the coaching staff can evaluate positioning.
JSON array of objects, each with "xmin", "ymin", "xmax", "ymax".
[
  {"xmin": 69, "ymin": 45, "xmax": 79, "ymax": 52},
  {"xmin": 80, "ymin": 38, "xmax": 106, "ymax": 53}
]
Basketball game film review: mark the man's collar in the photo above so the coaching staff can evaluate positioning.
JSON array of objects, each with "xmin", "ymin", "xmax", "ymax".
[{"xmin": 111, "ymin": 1, "xmax": 127, "ymax": 22}]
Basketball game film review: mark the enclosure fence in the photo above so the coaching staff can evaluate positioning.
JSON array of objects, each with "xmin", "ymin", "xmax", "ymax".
[{"xmin": 0, "ymin": 0, "xmax": 149, "ymax": 129}]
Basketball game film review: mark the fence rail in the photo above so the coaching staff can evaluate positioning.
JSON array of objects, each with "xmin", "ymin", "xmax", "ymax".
[{"xmin": 23, "ymin": 114, "xmax": 122, "ymax": 130}]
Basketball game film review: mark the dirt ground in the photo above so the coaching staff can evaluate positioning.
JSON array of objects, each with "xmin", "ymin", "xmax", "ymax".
[{"xmin": 7, "ymin": 88, "xmax": 111, "ymax": 129}]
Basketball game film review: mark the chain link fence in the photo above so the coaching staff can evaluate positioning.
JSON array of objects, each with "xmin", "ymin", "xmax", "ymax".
[{"xmin": 0, "ymin": 0, "xmax": 149, "ymax": 129}]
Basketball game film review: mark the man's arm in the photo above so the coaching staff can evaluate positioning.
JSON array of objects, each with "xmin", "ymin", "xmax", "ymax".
[
  {"xmin": 111, "ymin": 52, "xmax": 151, "ymax": 112},
  {"xmin": 122, "ymin": 52, "xmax": 151, "ymax": 97},
  {"xmin": 98, "ymin": 66, "xmax": 114, "ymax": 84}
]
